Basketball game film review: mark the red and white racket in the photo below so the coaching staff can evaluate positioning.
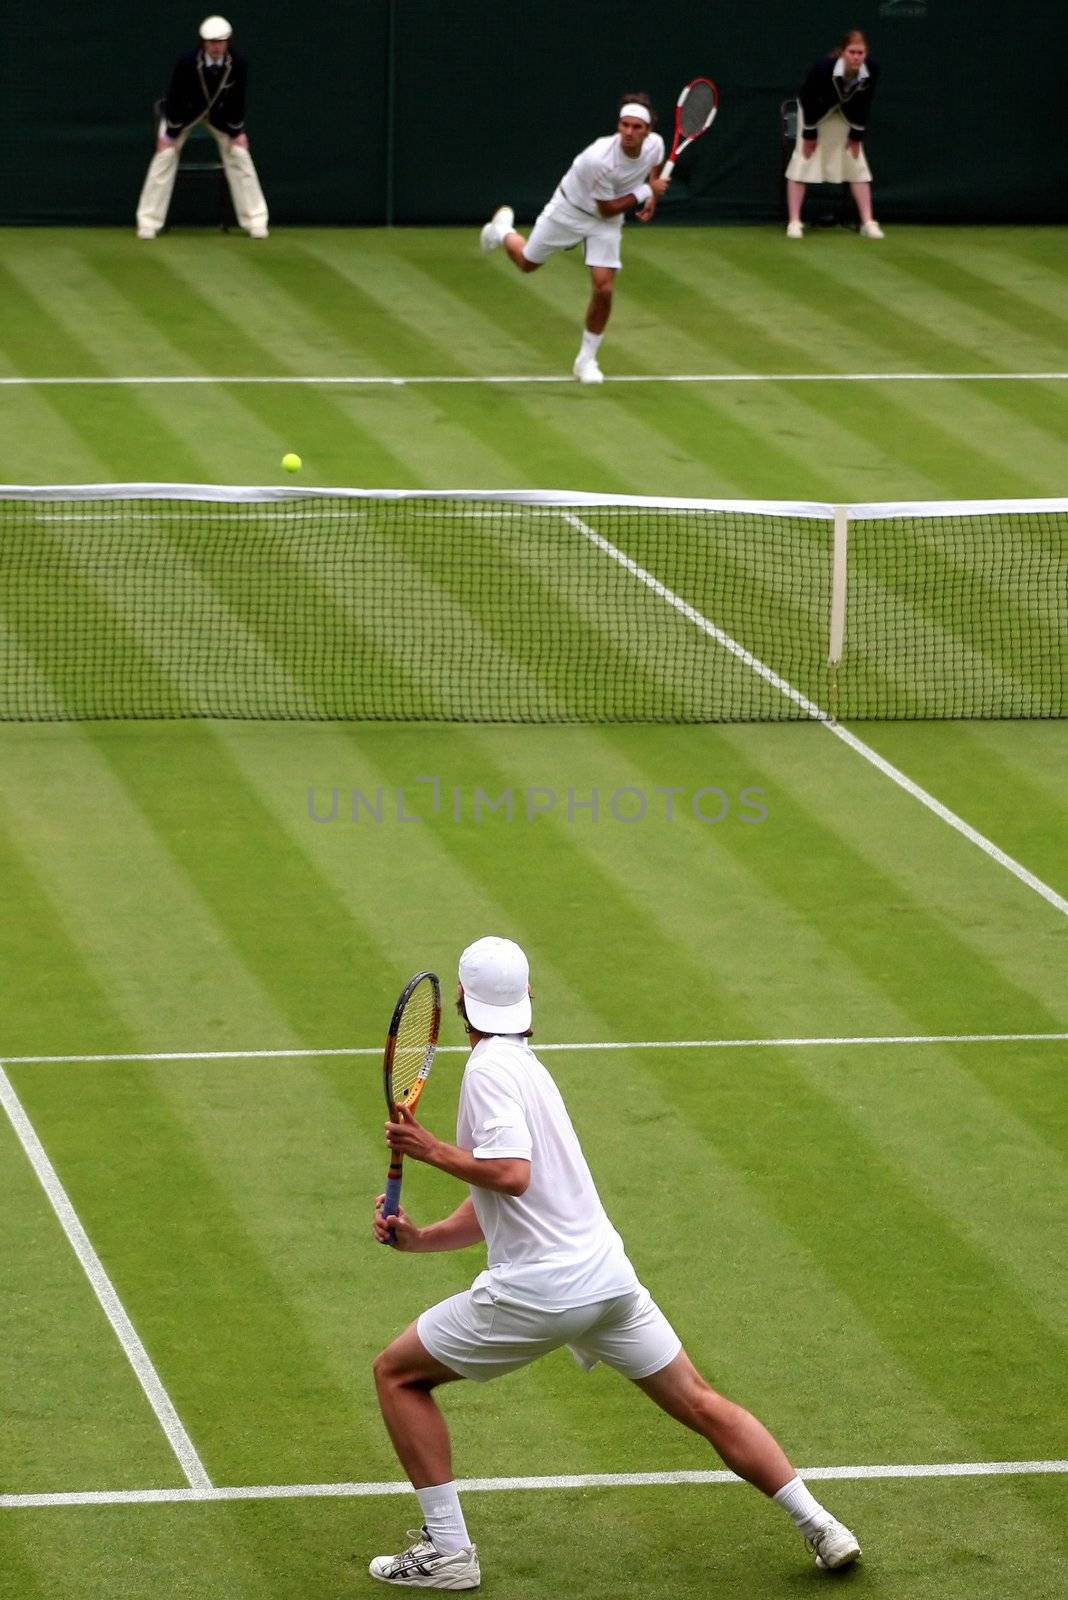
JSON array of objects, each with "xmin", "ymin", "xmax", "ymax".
[{"xmin": 661, "ymin": 78, "xmax": 719, "ymax": 178}]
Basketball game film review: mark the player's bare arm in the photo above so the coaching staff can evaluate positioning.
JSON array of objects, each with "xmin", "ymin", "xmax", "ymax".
[
  {"xmin": 595, "ymin": 165, "xmax": 670, "ymax": 221},
  {"xmin": 372, "ymin": 1194, "xmax": 485, "ymax": 1252},
  {"xmin": 385, "ymin": 1106, "xmax": 531, "ymax": 1195}
]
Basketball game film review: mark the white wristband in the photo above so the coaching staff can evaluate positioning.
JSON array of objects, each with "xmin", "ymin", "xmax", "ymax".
[{"xmin": 633, "ymin": 183, "xmax": 653, "ymax": 208}]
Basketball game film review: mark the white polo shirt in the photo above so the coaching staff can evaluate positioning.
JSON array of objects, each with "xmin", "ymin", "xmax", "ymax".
[
  {"xmin": 457, "ymin": 1036, "xmax": 639, "ymax": 1309},
  {"xmin": 548, "ymin": 131, "xmax": 666, "ymax": 229}
]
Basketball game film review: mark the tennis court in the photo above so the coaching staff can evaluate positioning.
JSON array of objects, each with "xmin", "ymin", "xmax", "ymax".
[{"xmin": 0, "ymin": 225, "xmax": 1065, "ymax": 1600}]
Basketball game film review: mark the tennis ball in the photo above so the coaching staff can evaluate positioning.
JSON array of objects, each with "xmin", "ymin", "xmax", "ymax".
[{"xmin": 282, "ymin": 452, "xmax": 302, "ymax": 473}]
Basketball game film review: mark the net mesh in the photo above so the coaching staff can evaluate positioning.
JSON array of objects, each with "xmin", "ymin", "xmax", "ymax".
[
  {"xmin": 390, "ymin": 977, "xmax": 438, "ymax": 1107},
  {"xmin": 0, "ymin": 489, "xmax": 1063, "ymax": 723}
]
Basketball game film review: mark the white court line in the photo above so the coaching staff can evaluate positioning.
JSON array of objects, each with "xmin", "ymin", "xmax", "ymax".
[
  {"xmin": 0, "ymin": 1067, "xmax": 212, "ymax": 1492},
  {"xmin": 2, "ymin": 1458, "xmax": 1065, "ymax": 1510},
  {"xmin": 1, "ymin": 372, "xmax": 1067, "ymax": 388},
  {"xmin": 565, "ymin": 512, "xmax": 1068, "ymax": 919},
  {"xmin": 1, "ymin": 1033, "xmax": 1065, "ymax": 1067}
]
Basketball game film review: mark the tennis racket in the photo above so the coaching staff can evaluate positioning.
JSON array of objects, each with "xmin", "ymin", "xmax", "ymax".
[
  {"xmin": 380, "ymin": 970, "xmax": 441, "ymax": 1246},
  {"xmin": 661, "ymin": 78, "xmax": 719, "ymax": 179}
]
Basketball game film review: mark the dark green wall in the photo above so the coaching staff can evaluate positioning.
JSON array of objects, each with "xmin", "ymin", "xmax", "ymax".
[{"xmin": 2, "ymin": 2, "xmax": 1064, "ymax": 225}]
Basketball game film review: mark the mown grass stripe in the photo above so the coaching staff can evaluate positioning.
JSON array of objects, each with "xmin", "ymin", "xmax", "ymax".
[
  {"xmin": 0, "ymin": 1067, "xmax": 211, "ymax": 1489},
  {"xmin": 0, "ymin": 264, "xmax": 205, "ymax": 482},
  {"xmin": 757, "ymin": 241, "xmax": 1066, "ymax": 375},
  {"xmin": 897, "ymin": 245, "xmax": 1068, "ymax": 355},
  {"xmin": 11, "ymin": 1057, "xmax": 394, "ymax": 1485},
  {"xmin": 90, "ymin": 251, "xmax": 423, "ymax": 486},
  {"xmin": 0, "ymin": 1088, "xmax": 191, "ymax": 1491},
  {"xmin": 0, "ymin": 731, "xmax": 304, "ymax": 1047}
]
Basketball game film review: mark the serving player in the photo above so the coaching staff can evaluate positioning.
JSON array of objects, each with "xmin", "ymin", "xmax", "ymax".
[
  {"xmin": 368, "ymin": 935, "xmax": 862, "ymax": 1588},
  {"xmin": 479, "ymin": 95, "xmax": 670, "ymax": 384}
]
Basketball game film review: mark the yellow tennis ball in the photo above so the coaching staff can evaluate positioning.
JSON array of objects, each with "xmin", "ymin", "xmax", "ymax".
[{"xmin": 281, "ymin": 452, "xmax": 302, "ymax": 473}]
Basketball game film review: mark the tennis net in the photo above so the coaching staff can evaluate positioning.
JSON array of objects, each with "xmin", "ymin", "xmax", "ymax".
[{"xmin": 0, "ymin": 487, "xmax": 1063, "ymax": 722}]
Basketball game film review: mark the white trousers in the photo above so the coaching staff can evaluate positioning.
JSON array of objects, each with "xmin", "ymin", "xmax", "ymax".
[{"xmin": 136, "ymin": 120, "xmax": 269, "ymax": 234}]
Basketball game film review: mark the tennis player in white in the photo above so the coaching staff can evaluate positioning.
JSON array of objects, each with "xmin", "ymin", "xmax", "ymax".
[
  {"xmin": 478, "ymin": 95, "xmax": 670, "ymax": 385},
  {"xmin": 369, "ymin": 936, "xmax": 861, "ymax": 1589}
]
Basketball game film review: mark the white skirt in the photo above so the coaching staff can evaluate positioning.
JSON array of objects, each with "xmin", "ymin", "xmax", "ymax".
[{"xmin": 786, "ymin": 107, "xmax": 872, "ymax": 184}]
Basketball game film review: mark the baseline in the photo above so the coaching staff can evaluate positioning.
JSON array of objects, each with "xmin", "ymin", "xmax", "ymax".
[
  {"xmin": 2, "ymin": 1457, "xmax": 1065, "ymax": 1510},
  {"xmin": 0, "ymin": 372, "xmax": 1066, "ymax": 388}
]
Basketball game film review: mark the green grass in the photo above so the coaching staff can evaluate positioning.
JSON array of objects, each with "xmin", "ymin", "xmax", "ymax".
[
  {"xmin": 0, "ymin": 225, "xmax": 1065, "ymax": 1600},
  {"xmin": 2, "ymin": 226, "xmax": 1068, "ymax": 496}
]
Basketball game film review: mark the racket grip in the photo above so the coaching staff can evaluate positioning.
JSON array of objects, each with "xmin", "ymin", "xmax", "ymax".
[
  {"xmin": 660, "ymin": 159, "xmax": 676, "ymax": 180},
  {"xmin": 381, "ymin": 1173, "xmax": 403, "ymax": 1247}
]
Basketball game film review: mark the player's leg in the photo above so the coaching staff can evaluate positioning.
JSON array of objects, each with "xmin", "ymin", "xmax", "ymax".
[
  {"xmin": 571, "ymin": 219, "xmax": 624, "ymax": 383},
  {"xmin": 371, "ymin": 1320, "xmax": 479, "ymax": 1586},
  {"xmin": 850, "ymin": 180, "xmax": 884, "ymax": 237},
  {"xmin": 373, "ymin": 1321, "xmax": 463, "ymax": 1488},
  {"xmin": 571, "ymin": 265, "xmax": 615, "ymax": 385},
  {"xmin": 786, "ymin": 178, "xmax": 806, "ymax": 238},
  {"xmin": 210, "ymin": 126, "xmax": 269, "ymax": 238},
  {"xmin": 573, "ymin": 1291, "xmax": 860, "ymax": 1571},
  {"xmin": 502, "ymin": 230, "xmax": 540, "ymax": 273},
  {"xmin": 135, "ymin": 125, "xmax": 189, "ymax": 239},
  {"xmin": 635, "ymin": 1347, "xmax": 794, "ymax": 1491},
  {"xmin": 371, "ymin": 1288, "xmax": 614, "ymax": 1586},
  {"xmin": 636, "ymin": 1350, "xmax": 861, "ymax": 1568}
]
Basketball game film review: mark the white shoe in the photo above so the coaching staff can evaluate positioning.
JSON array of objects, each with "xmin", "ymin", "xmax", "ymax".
[
  {"xmin": 479, "ymin": 204, "xmax": 514, "ymax": 254},
  {"xmin": 807, "ymin": 1518, "xmax": 861, "ymax": 1571},
  {"xmin": 573, "ymin": 354, "xmax": 604, "ymax": 385},
  {"xmin": 136, "ymin": 227, "xmax": 157, "ymax": 240},
  {"xmin": 369, "ymin": 1528, "xmax": 480, "ymax": 1589},
  {"xmin": 785, "ymin": 221, "xmax": 803, "ymax": 240},
  {"xmin": 249, "ymin": 227, "xmax": 269, "ymax": 239},
  {"xmin": 859, "ymin": 220, "xmax": 884, "ymax": 239}
]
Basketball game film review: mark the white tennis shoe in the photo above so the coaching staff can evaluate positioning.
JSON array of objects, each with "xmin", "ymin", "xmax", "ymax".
[
  {"xmin": 369, "ymin": 1528, "xmax": 480, "ymax": 1589},
  {"xmin": 479, "ymin": 205, "xmax": 514, "ymax": 254},
  {"xmin": 785, "ymin": 220, "xmax": 804, "ymax": 240},
  {"xmin": 859, "ymin": 220, "xmax": 885, "ymax": 239},
  {"xmin": 573, "ymin": 355, "xmax": 604, "ymax": 385},
  {"xmin": 806, "ymin": 1517, "xmax": 861, "ymax": 1570}
]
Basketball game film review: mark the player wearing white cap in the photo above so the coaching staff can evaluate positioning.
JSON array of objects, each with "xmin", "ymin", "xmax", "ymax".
[
  {"xmin": 135, "ymin": 16, "xmax": 269, "ymax": 241},
  {"xmin": 369, "ymin": 936, "xmax": 861, "ymax": 1589},
  {"xmin": 479, "ymin": 95, "xmax": 671, "ymax": 384}
]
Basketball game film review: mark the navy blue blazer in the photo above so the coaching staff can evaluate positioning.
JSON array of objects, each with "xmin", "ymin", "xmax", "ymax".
[
  {"xmin": 799, "ymin": 55, "xmax": 879, "ymax": 142},
  {"xmin": 163, "ymin": 49, "xmax": 249, "ymax": 139}
]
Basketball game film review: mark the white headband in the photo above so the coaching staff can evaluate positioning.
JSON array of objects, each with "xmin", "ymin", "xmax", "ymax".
[{"xmin": 619, "ymin": 102, "xmax": 652, "ymax": 124}]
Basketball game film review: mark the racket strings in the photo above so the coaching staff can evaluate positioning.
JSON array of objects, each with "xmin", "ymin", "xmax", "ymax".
[
  {"xmin": 390, "ymin": 984, "xmax": 437, "ymax": 1107},
  {"xmin": 679, "ymin": 82, "xmax": 715, "ymax": 137}
]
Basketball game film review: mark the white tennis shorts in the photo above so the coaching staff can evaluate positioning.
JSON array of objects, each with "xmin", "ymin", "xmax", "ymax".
[
  {"xmin": 417, "ymin": 1280, "xmax": 681, "ymax": 1383},
  {"xmin": 523, "ymin": 200, "xmax": 625, "ymax": 271}
]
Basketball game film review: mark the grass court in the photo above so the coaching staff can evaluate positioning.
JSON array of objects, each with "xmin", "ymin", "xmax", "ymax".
[{"xmin": 0, "ymin": 223, "xmax": 1065, "ymax": 1599}]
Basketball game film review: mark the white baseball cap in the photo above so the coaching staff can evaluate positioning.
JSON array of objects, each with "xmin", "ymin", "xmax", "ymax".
[
  {"xmin": 199, "ymin": 15, "xmax": 233, "ymax": 40},
  {"xmin": 458, "ymin": 936, "xmax": 531, "ymax": 1034}
]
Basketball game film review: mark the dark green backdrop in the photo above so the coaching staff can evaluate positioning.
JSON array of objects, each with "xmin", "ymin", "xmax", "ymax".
[{"xmin": 2, "ymin": 2, "xmax": 1063, "ymax": 225}]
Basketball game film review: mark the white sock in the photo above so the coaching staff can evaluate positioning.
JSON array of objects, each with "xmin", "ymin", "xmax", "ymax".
[
  {"xmin": 416, "ymin": 1482, "xmax": 471, "ymax": 1555},
  {"xmin": 773, "ymin": 1474, "xmax": 833, "ymax": 1537},
  {"xmin": 579, "ymin": 329, "xmax": 603, "ymax": 361}
]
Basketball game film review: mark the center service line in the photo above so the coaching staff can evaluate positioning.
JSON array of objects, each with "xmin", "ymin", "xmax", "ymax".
[{"xmin": 565, "ymin": 512, "xmax": 1068, "ymax": 920}]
